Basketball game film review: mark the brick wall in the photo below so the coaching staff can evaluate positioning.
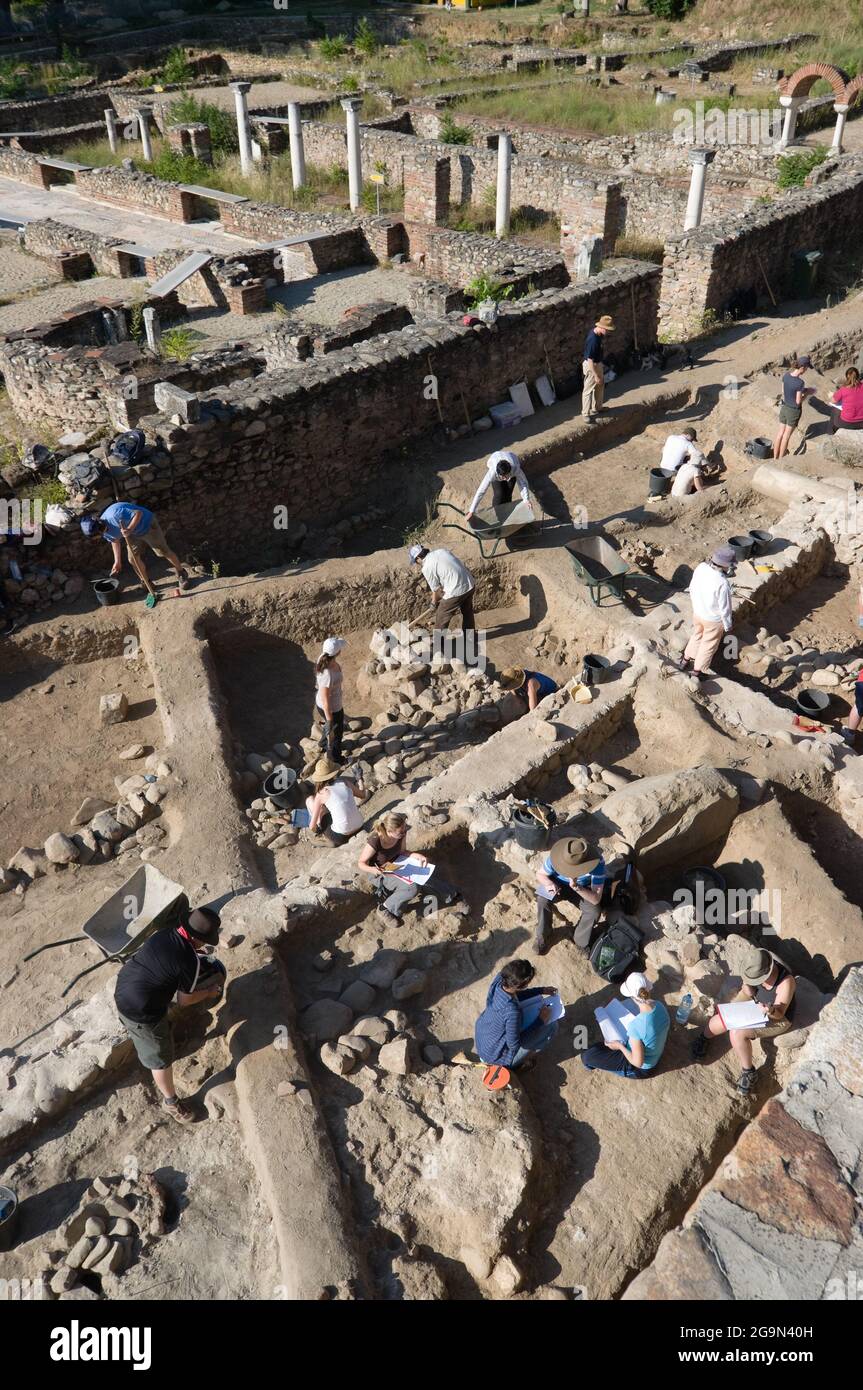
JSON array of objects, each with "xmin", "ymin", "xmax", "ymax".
[{"xmin": 74, "ymin": 167, "xmax": 196, "ymax": 222}]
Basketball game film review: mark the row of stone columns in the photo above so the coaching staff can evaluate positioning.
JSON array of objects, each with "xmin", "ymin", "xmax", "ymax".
[
  {"xmin": 104, "ymin": 106, "xmax": 152, "ymax": 160},
  {"xmin": 779, "ymin": 93, "xmax": 851, "ymax": 153}
]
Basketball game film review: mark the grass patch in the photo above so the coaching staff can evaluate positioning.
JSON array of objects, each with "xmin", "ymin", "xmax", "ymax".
[
  {"xmin": 776, "ymin": 146, "xmax": 827, "ymax": 189},
  {"xmin": 614, "ymin": 234, "xmax": 665, "ymax": 263}
]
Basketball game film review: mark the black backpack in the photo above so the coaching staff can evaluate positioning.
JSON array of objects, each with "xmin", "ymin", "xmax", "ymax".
[
  {"xmin": 601, "ymin": 851, "xmax": 643, "ymax": 918},
  {"xmin": 589, "ymin": 916, "xmax": 643, "ymax": 982}
]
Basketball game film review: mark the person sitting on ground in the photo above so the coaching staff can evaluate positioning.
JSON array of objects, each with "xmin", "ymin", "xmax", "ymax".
[
  {"xmin": 680, "ymin": 546, "xmax": 735, "ymax": 680},
  {"xmin": 773, "ymin": 356, "xmax": 816, "ymax": 459},
  {"xmin": 659, "ymin": 427, "xmax": 705, "ymax": 476},
  {"xmin": 114, "ymin": 905, "xmax": 224, "ymax": 1124},
  {"xmin": 499, "ymin": 666, "xmax": 559, "ymax": 712},
  {"xmin": 311, "ymin": 636, "xmax": 346, "ymax": 767},
  {"xmin": 841, "ymin": 661, "xmax": 863, "ymax": 747},
  {"xmin": 535, "ymin": 835, "xmax": 607, "ymax": 956},
  {"xmin": 408, "ymin": 544, "xmax": 476, "ymax": 637},
  {"xmin": 830, "ymin": 367, "xmax": 863, "ymax": 433},
  {"xmin": 466, "ymin": 449, "xmax": 531, "ymax": 522},
  {"xmin": 475, "ymin": 958, "xmax": 559, "ymax": 1073},
  {"xmin": 671, "ymin": 453, "xmax": 705, "ymax": 497},
  {"xmin": 81, "ymin": 503, "xmax": 188, "ymax": 607},
  {"xmin": 582, "ymin": 971, "xmax": 670, "ymax": 1079},
  {"xmin": 305, "ymin": 755, "xmax": 368, "ymax": 846},
  {"xmin": 357, "ymin": 810, "xmax": 465, "ymax": 926},
  {"xmin": 691, "ymin": 945, "xmax": 797, "ymax": 1094}
]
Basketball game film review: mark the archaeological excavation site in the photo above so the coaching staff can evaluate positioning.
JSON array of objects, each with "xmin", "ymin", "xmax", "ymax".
[{"xmin": 1, "ymin": 0, "xmax": 862, "ymax": 1328}]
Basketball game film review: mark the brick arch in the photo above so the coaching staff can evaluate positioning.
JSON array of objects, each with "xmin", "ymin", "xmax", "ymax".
[
  {"xmin": 845, "ymin": 74, "xmax": 863, "ymax": 107},
  {"xmin": 779, "ymin": 62, "xmax": 851, "ymax": 101}
]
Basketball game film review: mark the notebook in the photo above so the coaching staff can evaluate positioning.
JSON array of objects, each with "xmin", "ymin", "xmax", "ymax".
[
  {"xmin": 716, "ymin": 1001, "xmax": 768, "ymax": 1030},
  {"xmin": 595, "ymin": 998, "xmax": 638, "ymax": 1045},
  {"xmin": 385, "ymin": 854, "xmax": 435, "ymax": 886},
  {"xmin": 519, "ymin": 991, "xmax": 565, "ymax": 1028}
]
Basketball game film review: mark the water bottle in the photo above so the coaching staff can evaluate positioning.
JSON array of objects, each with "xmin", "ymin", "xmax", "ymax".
[{"xmin": 676, "ymin": 993, "xmax": 693, "ymax": 1025}]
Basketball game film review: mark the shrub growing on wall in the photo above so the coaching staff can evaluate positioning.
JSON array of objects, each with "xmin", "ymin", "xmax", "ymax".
[
  {"xmin": 644, "ymin": 0, "xmax": 696, "ymax": 19},
  {"xmin": 776, "ymin": 146, "xmax": 828, "ymax": 189},
  {"xmin": 168, "ymin": 93, "xmax": 238, "ymax": 155}
]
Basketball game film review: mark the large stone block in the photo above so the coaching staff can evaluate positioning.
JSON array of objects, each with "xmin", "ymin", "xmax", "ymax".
[{"xmin": 596, "ymin": 765, "xmax": 739, "ymax": 871}]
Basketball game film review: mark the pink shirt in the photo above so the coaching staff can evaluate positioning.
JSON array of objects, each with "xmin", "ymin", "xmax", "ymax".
[{"xmin": 834, "ymin": 384, "xmax": 863, "ymax": 423}]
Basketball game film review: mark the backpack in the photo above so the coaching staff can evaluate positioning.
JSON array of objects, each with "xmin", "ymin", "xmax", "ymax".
[
  {"xmin": 589, "ymin": 915, "xmax": 643, "ymax": 982},
  {"xmin": 108, "ymin": 429, "xmax": 146, "ymax": 470},
  {"xmin": 58, "ymin": 453, "xmax": 109, "ymax": 502},
  {"xmin": 601, "ymin": 852, "xmax": 643, "ymax": 918}
]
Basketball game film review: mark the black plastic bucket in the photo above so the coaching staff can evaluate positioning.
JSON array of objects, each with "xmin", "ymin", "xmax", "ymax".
[
  {"xmin": 263, "ymin": 765, "xmax": 299, "ymax": 809},
  {"xmin": 748, "ymin": 529, "xmax": 772, "ymax": 557},
  {"xmin": 581, "ymin": 653, "xmax": 611, "ymax": 686},
  {"xmin": 511, "ymin": 806, "xmax": 551, "ymax": 851},
  {"xmin": 649, "ymin": 467, "xmax": 672, "ymax": 496},
  {"xmin": 728, "ymin": 535, "xmax": 754, "ymax": 562},
  {"xmin": 678, "ymin": 865, "xmax": 727, "ymax": 928},
  {"xmin": 797, "ymin": 688, "xmax": 831, "ymax": 718},
  {"xmin": 0, "ymin": 1185, "xmax": 18, "ymax": 1253},
  {"xmin": 92, "ymin": 577, "xmax": 119, "ymax": 607}
]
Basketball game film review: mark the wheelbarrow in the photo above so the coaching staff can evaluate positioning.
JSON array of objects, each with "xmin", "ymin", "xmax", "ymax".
[
  {"xmin": 565, "ymin": 534, "xmax": 630, "ymax": 606},
  {"xmin": 23, "ymin": 864, "xmax": 188, "ymax": 997},
  {"xmin": 437, "ymin": 499, "xmax": 540, "ymax": 559}
]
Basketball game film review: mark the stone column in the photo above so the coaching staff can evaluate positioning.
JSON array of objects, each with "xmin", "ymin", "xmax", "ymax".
[
  {"xmin": 683, "ymin": 147, "xmax": 716, "ymax": 232},
  {"xmin": 288, "ymin": 102, "xmax": 306, "ymax": 190},
  {"xmin": 342, "ymin": 97, "xmax": 363, "ymax": 212},
  {"xmin": 142, "ymin": 306, "xmax": 161, "ymax": 352},
  {"xmin": 495, "ymin": 131, "xmax": 512, "ymax": 239},
  {"xmin": 575, "ymin": 234, "xmax": 604, "ymax": 283},
  {"xmin": 778, "ymin": 94, "xmax": 801, "ymax": 149},
  {"xmin": 831, "ymin": 103, "xmax": 850, "ymax": 154},
  {"xmin": 135, "ymin": 107, "xmax": 153, "ymax": 163},
  {"xmin": 105, "ymin": 108, "xmax": 119, "ymax": 155},
  {"xmin": 231, "ymin": 80, "xmax": 254, "ymax": 178}
]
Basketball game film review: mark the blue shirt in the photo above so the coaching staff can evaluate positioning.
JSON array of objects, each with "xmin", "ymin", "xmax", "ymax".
[
  {"xmin": 474, "ymin": 973, "xmax": 544, "ymax": 1067},
  {"xmin": 518, "ymin": 670, "xmax": 558, "ymax": 702},
  {"xmin": 542, "ymin": 854, "xmax": 607, "ymax": 892},
  {"xmin": 100, "ymin": 502, "xmax": 153, "ymax": 542},
  {"xmin": 584, "ymin": 329, "xmax": 604, "ymax": 363},
  {"xmin": 782, "ymin": 372, "xmax": 804, "ymax": 407},
  {"xmin": 626, "ymin": 1001, "xmax": 670, "ymax": 1071}
]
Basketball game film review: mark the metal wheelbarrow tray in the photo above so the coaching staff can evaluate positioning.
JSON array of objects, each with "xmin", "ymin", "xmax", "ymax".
[
  {"xmin": 24, "ymin": 864, "xmax": 188, "ymax": 997},
  {"xmin": 565, "ymin": 535, "xmax": 630, "ymax": 606},
  {"xmin": 438, "ymin": 499, "xmax": 538, "ymax": 558}
]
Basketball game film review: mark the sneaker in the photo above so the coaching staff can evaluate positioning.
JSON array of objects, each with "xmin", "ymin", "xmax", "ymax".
[
  {"xmin": 162, "ymin": 1095, "xmax": 195, "ymax": 1124},
  {"xmin": 736, "ymin": 1066, "xmax": 757, "ymax": 1094},
  {"xmin": 690, "ymin": 1032, "xmax": 709, "ymax": 1060}
]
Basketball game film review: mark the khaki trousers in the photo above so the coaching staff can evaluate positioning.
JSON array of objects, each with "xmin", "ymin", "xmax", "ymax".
[
  {"xmin": 684, "ymin": 617, "xmax": 725, "ymax": 673},
  {"xmin": 582, "ymin": 362, "xmax": 604, "ymax": 417}
]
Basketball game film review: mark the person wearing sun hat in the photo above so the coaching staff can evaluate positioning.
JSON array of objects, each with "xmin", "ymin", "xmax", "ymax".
[
  {"xmin": 312, "ymin": 635, "xmax": 347, "ymax": 765},
  {"xmin": 690, "ymin": 943, "xmax": 797, "ymax": 1093},
  {"xmin": 534, "ymin": 834, "xmax": 607, "ymax": 956},
  {"xmin": 680, "ymin": 545, "xmax": 736, "ymax": 680},
  {"xmin": 582, "ymin": 313, "xmax": 615, "ymax": 421},
  {"xmin": 304, "ymin": 754, "xmax": 367, "ymax": 845},
  {"xmin": 582, "ymin": 971, "xmax": 670, "ymax": 1078},
  {"xmin": 500, "ymin": 666, "xmax": 559, "ymax": 713}
]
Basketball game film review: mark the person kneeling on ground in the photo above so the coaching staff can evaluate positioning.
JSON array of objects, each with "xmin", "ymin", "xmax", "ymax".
[
  {"xmin": 691, "ymin": 945, "xmax": 797, "ymax": 1094},
  {"xmin": 671, "ymin": 453, "xmax": 705, "ymax": 497},
  {"xmin": 535, "ymin": 835, "xmax": 607, "ymax": 956},
  {"xmin": 582, "ymin": 971, "xmax": 669, "ymax": 1079},
  {"xmin": 680, "ymin": 546, "xmax": 735, "ymax": 680},
  {"xmin": 81, "ymin": 503, "xmax": 188, "ymax": 607},
  {"xmin": 475, "ymin": 958, "xmax": 558, "ymax": 1072},
  {"xmin": 500, "ymin": 665, "xmax": 558, "ymax": 712},
  {"xmin": 114, "ymin": 906, "xmax": 224, "ymax": 1124},
  {"xmin": 357, "ymin": 810, "xmax": 466, "ymax": 925},
  {"xmin": 466, "ymin": 449, "xmax": 531, "ymax": 521},
  {"xmin": 305, "ymin": 755, "xmax": 368, "ymax": 846}
]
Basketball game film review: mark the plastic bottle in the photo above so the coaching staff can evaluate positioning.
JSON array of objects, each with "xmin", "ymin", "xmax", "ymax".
[{"xmin": 676, "ymin": 992, "xmax": 693, "ymax": 1025}]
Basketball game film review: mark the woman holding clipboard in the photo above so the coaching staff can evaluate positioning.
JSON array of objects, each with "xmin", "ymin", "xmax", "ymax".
[
  {"xmin": 357, "ymin": 812, "xmax": 465, "ymax": 926},
  {"xmin": 690, "ymin": 946, "xmax": 796, "ymax": 1094}
]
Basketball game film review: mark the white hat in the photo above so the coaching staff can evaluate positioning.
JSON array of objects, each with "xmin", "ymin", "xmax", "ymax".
[
  {"xmin": 620, "ymin": 971, "xmax": 652, "ymax": 1000},
  {"xmin": 322, "ymin": 637, "xmax": 346, "ymax": 657}
]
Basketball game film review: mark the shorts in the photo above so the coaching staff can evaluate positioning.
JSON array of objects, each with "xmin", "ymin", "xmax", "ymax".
[
  {"xmin": 778, "ymin": 404, "xmax": 802, "ymax": 428},
  {"xmin": 118, "ymin": 1011, "xmax": 174, "ymax": 1070},
  {"xmin": 856, "ymin": 681, "xmax": 863, "ymax": 718},
  {"xmin": 126, "ymin": 516, "xmax": 171, "ymax": 560},
  {"xmin": 757, "ymin": 1016, "xmax": 793, "ymax": 1039}
]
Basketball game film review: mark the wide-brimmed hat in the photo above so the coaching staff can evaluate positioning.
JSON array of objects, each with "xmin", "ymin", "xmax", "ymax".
[
  {"xmin": 595, "ymin": 315, "xmax": 615, "ymax": 331},
  {"xmin": 549, "ymin": 835, "xmax": 600, "ymax": 879},
  {"xmin": 741, "ymin": 947, "xmax": 776, "ymax": 987},
  {"xmin": 500, "ymin": 666, "xmax": 526, "ymax": 690},
  {"xmin": 307, "ymin": 755, "xmax": 343, "ymax": 785},
  {"xmin": 711, "ymin": 546, "xmax": 736, "ymax": 569}
]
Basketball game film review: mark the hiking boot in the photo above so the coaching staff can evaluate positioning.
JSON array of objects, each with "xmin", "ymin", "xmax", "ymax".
[
  {"xmin": 678, "ymin": 656, "xmax": 693, "ymax": 673},
  {"xmin": 690, "ymin": 1032, "xmax": 709, "ymax": 1060},
  {"xmin": 533, "ymin": 930, "xmax": 550, "ymax": 957},
  {"xmin": 376, "ymin": 906, "xmax": 400, "ymax": 928},
  {"xmin": 736, "ymin": 1066, "xmax": 757, "ymax": 1095},
  {"xmin": 162, "ymin": 1095, "xmax": 195, "ymax": 1124}
]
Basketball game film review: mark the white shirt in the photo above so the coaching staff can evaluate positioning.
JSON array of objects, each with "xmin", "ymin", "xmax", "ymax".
[
  {"xmin": 661, "ymin": 435, "xmax": 703, "ymax": 472},
  {"xmin": 671, "ymin": 460, "xmax": 702, "ymax": 497},
  {"xmin": 315, "ymin": 664, "xmax": 343, "ymax": 713},
  {"xmin": 689, "ymin": 561, "xmax": 733, "ymax": 631},
  {"xmin": 323, "ymin": 780, "xmax": 363, "ymax": 837},
  {"xmin": 421, "ymin": 548, "xmax": 474, "ymax": 599},
  {"xmin": 469, "ymin": 450, "xmax": 530, "ymax": 514}
]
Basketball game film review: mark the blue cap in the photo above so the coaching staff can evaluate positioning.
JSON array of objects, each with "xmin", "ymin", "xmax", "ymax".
[{"xmin": 80, "ymin": 516, "xmax": 101, "ymax": 537}]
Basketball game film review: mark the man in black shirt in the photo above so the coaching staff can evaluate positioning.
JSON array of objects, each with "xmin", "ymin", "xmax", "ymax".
[
  {"xmin": 582, "ymin": 313, "xmax": 615, "ymax": 421},
  {"xmin": 115, "ymin": 906, "xmax": 223, "ymax": 1123}
]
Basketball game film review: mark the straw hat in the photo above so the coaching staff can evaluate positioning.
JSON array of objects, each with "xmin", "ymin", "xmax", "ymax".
[
  {"xmin": 307, "ymin": 755, "xmax": 343, "ymax": 785},
  {"xmin": 741, "ymin": 946, "xmax": 776, "ymax": 987},
  {"xmin": 500, "ymin": 667, "xmax": 527, "ymax": 690},
  {"xmin": 549, "ymin": 835, "xmax": 600, "ymax": 879},
  {"xmin": 595, "ymin": 315, "xmax": 615, "ymax": 331}
]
